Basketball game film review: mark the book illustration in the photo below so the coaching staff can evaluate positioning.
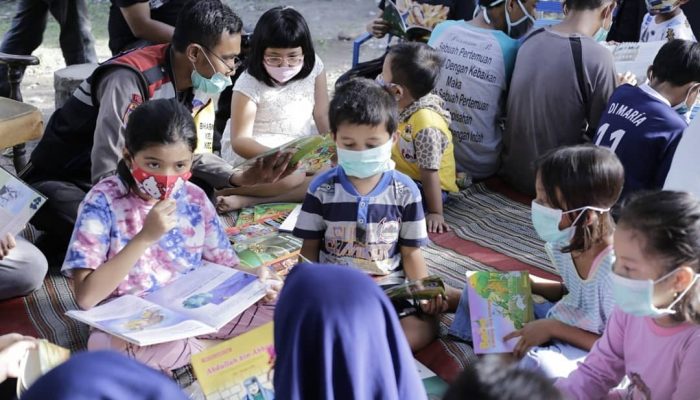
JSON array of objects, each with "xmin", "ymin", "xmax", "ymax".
[
  {"xmin": 384, "ymin": 276, "xmax": 446, "ymax": 302},
  {"xmin": 229, "ymin": 203, "xmax": 301, "ymax": 244},
  {"xmin": 236, "ymin": 208, "xmax": 255, "ymax": 227},
  {"xmin": 0, "ymin": 167, "xmax": 46, "ymax": 237},
  {"xmin": 226, "ymin": 224, "xmax": 278, "ymax": 246},
  {"xmin": 414, "ymin": 359, "xmax": 448, "ymax": 400},
  {"xmin": 100, "ymin": 306, "xmax": 187, "ymax": 334},
  {"xmin": 383, "ymin": 0, "xmax": 449, "ymax": 40},
  {"xmin": 232, "ymin": 135, "xmax": 335, "ymax": 174},
  {"xmin": 183, "ymin": 273, "xmax": 258, "ymax": 309},
  {"xmin": 235, "ymin": 234, "xmax": 302, "ymax": 270},
  {"xmin": 253, "ymin": 203, "xmax": 299, "ymax": 223},
  {"xmin": 192, "ymin": 322, "xmax": 275, "ymax": 400},
  {"xmin": 16, "ymin": 340, "xmax": 70, "ymax": 398},
  {"xmin": 466, "ymin": 271, "xmax": 534, "ymax": 354}
]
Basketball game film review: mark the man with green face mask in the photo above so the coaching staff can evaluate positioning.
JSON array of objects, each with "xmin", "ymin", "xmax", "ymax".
[
  {"xmin": 24, "ymin": 0, "xmax": 296, "ymax": 256},
  {"xmin": 499, "ymin": 0, "xmax": 622, "ymax": 196}
]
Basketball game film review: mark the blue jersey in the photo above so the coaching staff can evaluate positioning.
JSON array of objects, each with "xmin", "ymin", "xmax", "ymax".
[{"xmin": 594, "ymin": 84, "xmax": 686, "ymax": 200}]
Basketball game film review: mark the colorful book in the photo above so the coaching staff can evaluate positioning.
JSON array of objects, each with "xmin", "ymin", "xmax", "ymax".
[
  {"xmin": 383, "ymin": 0, "xmax": 450, "ymax": 41},
  {"xmin": 0, "ymin": 167, "xmax": 46, "ymax": 237},
  {"xmin": 66, "ymin": 263, "xmax": 266, "ymax": 346},
  {"xmin": 465, "ymin": 271, "xmax": 534, "ymax": 354},
  {"xmin": 232, "ymin": 135, "xmax": 335, "ymax": 174},
  {"xmin": 415, "ymin": 359, "xmax": 449, "ymax": 400},
  {"xmin": 234, "ymin": 234, "xmax": 302, "ymax": 278},
  {"xmin": 192, "ymin": 322, "xmax": 275, "ymax": 400},
  {"xmin": 16, "ymin": 340, "xmax": 70, "ymax": 398},
  {"xmin": 384, "ymin": 276, "xmax": 445, "ymax": 301},
  {"xmin": 252, "ymin": 203, "xmax": 298, "ymax": 223}
]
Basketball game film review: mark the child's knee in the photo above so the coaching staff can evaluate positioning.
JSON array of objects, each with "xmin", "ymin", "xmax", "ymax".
[{"xmin": 401, "ymin": 315, "xmax": 439, "ymax": 352}]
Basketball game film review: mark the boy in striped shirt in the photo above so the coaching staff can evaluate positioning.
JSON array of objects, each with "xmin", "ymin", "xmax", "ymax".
[{"xmin": 294, "ymin": 78, "xmax": 447, "ymax": 351}]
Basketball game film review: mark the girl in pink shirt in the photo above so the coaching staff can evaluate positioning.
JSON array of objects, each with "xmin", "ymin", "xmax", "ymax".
[{"xmin": 557, "ymin": 191, "xmax": 700, "ymax": 399}]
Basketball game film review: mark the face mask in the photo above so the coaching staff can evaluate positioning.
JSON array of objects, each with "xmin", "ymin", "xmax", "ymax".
[
  {"xmin": 264, "ymin": 64, "xmax": 303, "ymax": 84},
  {"xmin": 645, "ymin": 0, "xmax": 680, "ymax": 15},
  {"xmin": 131, "ymin": 164, "xmax": 192, "ymax": 201},
  {"xmin": 191, "ymin": 49, "xmax": 232, "ymax": 94},
  {"xmin": 530, "ymin": 201, "xmax": 610, "ymax": 243},
  {"xmin": 337, "ymin": 139, "xmax": 395, "ymax": 179},
  {"xmin": 612, "ymin": 269, "xmax": 699, "ymax": 318},
  {"xmin": 505, "ymin": 0, "xmax": 536, "ymax": 39},
  {"xmin": 672, "ymin": 85, "xmax": 698, "ymax": 123},
  {"xmin": 593, "ymin": 8, "xmax": 613, "ymax": 42}
]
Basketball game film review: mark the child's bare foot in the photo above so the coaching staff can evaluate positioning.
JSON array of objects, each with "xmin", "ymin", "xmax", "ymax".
[{"xmin": 216, "ymin": 195, "xmax": 248, "ymax": 213}]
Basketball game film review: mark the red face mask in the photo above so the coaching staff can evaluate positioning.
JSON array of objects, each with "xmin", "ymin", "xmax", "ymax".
[{"xmin": 130, "ymin": 165, "xmax": 192, "ymax": 200}]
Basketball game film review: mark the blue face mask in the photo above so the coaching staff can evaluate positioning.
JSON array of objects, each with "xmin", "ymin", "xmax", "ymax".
[
  {"xmin": 672, "ymin": 85, "xmax": 698, "ymax": 123},
  {"xmin": 593, "ymin": 26, "xmax": 609, "ymax": 42},
  {"xmin": 530, "ymin": 201, "xmax": 609, "ymax": 243},
  {"xmin": 337, "ymin": 139, "xmax": 395, "ymax": 179},
  {"xmin": 191, "ymin": 50, "xmax": 232, "ymax": 94},
  {"xmin": 612, "ymin": 269, "xmax": 699, "ymax": 318}
]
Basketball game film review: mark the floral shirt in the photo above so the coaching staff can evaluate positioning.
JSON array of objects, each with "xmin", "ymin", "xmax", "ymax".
[{"xmin": 62, "ymin": 175, "xmax": 238, "ymax": 298}]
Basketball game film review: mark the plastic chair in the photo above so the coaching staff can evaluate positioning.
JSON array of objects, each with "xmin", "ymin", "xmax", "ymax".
[{"xmin": 0, "ymin": 52, "xmax": 42, "ymax": 172}]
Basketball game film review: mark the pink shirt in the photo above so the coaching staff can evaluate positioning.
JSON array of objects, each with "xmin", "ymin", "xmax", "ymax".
[
  {"xmin": 62, "ymin": 176, "xmax": 238, "ymax": 298},
  {"xmin": 556, "ymin": 308, "xmax": 700, "ymax": 399}
]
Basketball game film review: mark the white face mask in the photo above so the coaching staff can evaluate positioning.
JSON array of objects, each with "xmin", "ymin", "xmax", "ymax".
[{"xmin": 612, "ymin": 269, "xmax": 699, "ymax": 318}]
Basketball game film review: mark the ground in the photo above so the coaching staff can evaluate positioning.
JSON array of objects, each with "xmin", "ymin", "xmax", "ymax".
[{"xmin": 0, "ymin": 0, "xmax": 389, "ymax": 121}]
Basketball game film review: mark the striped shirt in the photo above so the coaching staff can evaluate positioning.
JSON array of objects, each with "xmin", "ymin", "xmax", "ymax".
[
  {"xmin": 545, "ymin": 242, "xmax": 616, "ymax": 335},
  {"xmin": 294, "ymin": 167, "xmax": 428, "ymax": 275}
]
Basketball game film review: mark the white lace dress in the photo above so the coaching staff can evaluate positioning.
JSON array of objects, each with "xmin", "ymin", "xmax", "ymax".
[{"xmin": 221, "ymin": 57, "xmax": 324, "ymax": 164}]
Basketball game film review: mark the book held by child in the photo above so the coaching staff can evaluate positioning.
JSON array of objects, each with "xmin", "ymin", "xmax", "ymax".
[
  {"xmin": 66, "ymin": 262, "xmax": 266, "ymax": 346},
  {"xmin": 232, "ymin": 135, "xmax": 335, "ymax": 174},
  {"xmin": 466, "ymin": 271, "xmax": 534, "ymax": 354},
  {"xmin": 0, "ymin": 166, "xmax": 46, "ymax": 237}
]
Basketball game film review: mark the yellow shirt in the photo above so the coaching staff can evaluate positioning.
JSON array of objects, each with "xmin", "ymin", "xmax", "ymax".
[{"xmin": 392, "ymin": 106, "xmax": 458, "ymax": 193}]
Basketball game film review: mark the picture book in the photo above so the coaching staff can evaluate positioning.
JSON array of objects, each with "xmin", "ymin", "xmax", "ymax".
[
  {"xmin": 384, "ymin": 276, "xmax": 446, "ymax": 301},
  {"xmin": 0, "ymin": 167, "xmax": 46, "ymax": 238},
  {"xmin": 383, "ymin": 0, "xmax": 450, "ymax": 41},
  {"xmin": 232, "ymin": 135, "xmax": 335, "ymax": 174},
  {"xmin": 414, "ymin": 359, "xmax": 449, "ymax": 400},
  {"xmin": 234, "ymin": 234, "xmax": 302, "ymax": 278},
  {"xmin": 192, "ymin": 322, "xmax": 275, "ymax": 400},
  {"xmin": 228, "ymin": 204, "xmax": 300, "ymax": 244},
  {"xmin": 66, "ymin": 263, "xmax": 266, "ymax": 346},
  {"xmin": 16, "ymin": 340, "xmax": 70, "ymax": 398},
  {"xmin": 465, "ymin": 271, "xmax": 534, "ymax": 354},
  {"xmin": 253, "ymin": 203, "xmax": 298, "ymax": 223},
  {"xmin": 603, "ymin": 41, "xmax": 665, "ymax": 84}
]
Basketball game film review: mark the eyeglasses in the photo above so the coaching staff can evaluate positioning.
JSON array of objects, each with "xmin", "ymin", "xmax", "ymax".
[
  {"xmin": 201, "ymin": 45, "xmax": 242, "ymax": 74},
  {"xmin": 263, "ymin": 55, "xmax": 305, "ymax": 67}
]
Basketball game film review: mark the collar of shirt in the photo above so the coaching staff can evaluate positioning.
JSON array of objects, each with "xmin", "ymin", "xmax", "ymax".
[
  {"xmin": 336, "ymin": 166, "xmax": 394, "ymax": 198},
  {"xmin": 639, "ymin": 83, "xmax": 672, "ymax": 107}
]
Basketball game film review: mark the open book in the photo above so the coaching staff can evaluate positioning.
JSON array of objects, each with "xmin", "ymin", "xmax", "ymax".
[
  {"xmin": 235, "ymin": 234, "xmax": 303, "ymax": 279},
  {"xmin": 466, "ymin": 271, "xmax": 534, "ymax": 354},
  {"xmin": 232, "ymin": 135, "xmax": 335, "ymax": 174},
  {"xmin": 192, "ymin": 322, "xmax": 275, "ymax": 400},
  {"xmin": 603, "ymin": 41, "xmax": 665, "ymax": 84},
  {"xmin": 16, "ymin": 340, "xmax": 70, "ymax": 398},
  {"xmin": 0, "ymin": 167, "xmax": 46, "ymax": 237},
  {"xmin": 383, "ymin": 0, "xmax": 450, "ymax": 41},
  {"xmin": 66, "ymin": 262, "xmax": 266, "ymax": 346}
]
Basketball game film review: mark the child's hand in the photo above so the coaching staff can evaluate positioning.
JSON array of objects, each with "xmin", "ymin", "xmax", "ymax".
[
  {"xmin": 138, "ymin": 199, "xmax": 177, "ymax": 244},
  {"xmin": 257, "ymin": 267, "xmax": 283, "ymax": 303},
  {"xmin": 0, "ymin": 233, "xmax": 16, "ymax": 261},
  {"xmin": 617, "ymin": 71, "xmax": 638, "ymax": 86},
  {"xmin": 367, "ymin": 17, "xmax": 390, "ymax": 38},
  {"xmin": 426, "ymin": 213, "xmax": 451, "ymax": 234},
  {"xmin": 0, "ymin": 333, "xmax": 36, "ymax": 383},
  {"xmin": 419, "ymin": 293, "xmax": 449, "ymax": 315},
  {"xmin": 503, "ymin": 319, "xmax": 554, "ymax": 359}
]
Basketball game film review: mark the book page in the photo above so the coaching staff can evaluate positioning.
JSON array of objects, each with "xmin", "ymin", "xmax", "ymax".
[
  {"xmin": 0, "ymin": 167, "xmax": 46, "ymax": 237},
  {"xmin": 604, "ymin": 41, "xmax": 665, "ymax": 84},
  {"xmin": 278, "ymin": 204, "xmax": 302, "ymax": 233},
  {"xmin": 231, "ymin": 136, "xmax": 333, "ymax": 173},
  {"xmin": 145, "ymin": 262, "xmax": 267, "ymax": 330},
  {"xmin": 466, "ymin": 271, "xmax": 534, "ymax": 354},
  {"xmin": 66, "ymin": 295, "xmax": 214, "ymax": 346}
]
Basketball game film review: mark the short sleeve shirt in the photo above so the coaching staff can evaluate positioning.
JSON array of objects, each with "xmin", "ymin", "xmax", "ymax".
[
  {"xmin": 62, "ymin": 175, "xmax": 238, "ymax": 298},
  {"xmin": 108, "ymin": 0, "xmax": 188, "ymax": 55},
  {"xmin": 293, "ymin": 167, "xmax": 428, "ymax": 275},
  {"xmin": 640, "ymin": 12, "xmax": 697, "ymax": 42}
]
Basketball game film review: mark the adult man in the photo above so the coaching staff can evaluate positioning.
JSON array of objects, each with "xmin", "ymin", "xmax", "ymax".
[
  {"xmin": 108, "ymin": 0, "xmax": 186, "ymax": 55},
  {"xmin": 26, "ymin": 0, "xmax": 294, "ymax": 250}
]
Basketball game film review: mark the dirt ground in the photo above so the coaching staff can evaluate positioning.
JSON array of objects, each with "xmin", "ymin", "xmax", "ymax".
[{"xmin": 4, "ymin": 0, "xmax": 389, "ymax": 121}]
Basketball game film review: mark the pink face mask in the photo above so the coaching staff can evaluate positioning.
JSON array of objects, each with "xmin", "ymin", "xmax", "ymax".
[
  {"xmin": 264, "ymin": 64, "xmax": 303, "ymax": 83},
  {"xmin": 131, "ymin": 165, "xmax": 192, "ymax": 200}
]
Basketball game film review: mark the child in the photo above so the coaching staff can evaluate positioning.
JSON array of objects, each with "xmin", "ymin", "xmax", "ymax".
[
  {"xmin": 379, "ymin": 42, "xmax": 458, "ymax": 233},
  {"xmin": 557, "ymin": 191, "xmax": 700, "ymax": 399},
  {"xmin": 595, "ymin": 39, "xmax": 700, "ymax": 203},
  {"xmin": 62, "ymin": 99, "xmax": 277, "ymax": 374},
  {"xmin": 274, "ymin": 263, "xmax": 428, "ymax": 400},
  {"xmin": 450, "ymin": 145, "xmax": 624, "ymax": 378},
  {"xmin": 640, "ymin": 0, "xmax": 696, "ymax": 42},
  {"xmin": 217, "ymin": 6, "xmax": 330, "ymax": 212},
  {"xmin": 293, "ymin": 78, "xmax": 451, "ymax": 352}
]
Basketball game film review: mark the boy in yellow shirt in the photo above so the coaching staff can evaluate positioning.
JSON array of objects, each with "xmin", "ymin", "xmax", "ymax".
[{"xmin": 378, "ymin": 42, "xmax": 458, "ymax": 233}]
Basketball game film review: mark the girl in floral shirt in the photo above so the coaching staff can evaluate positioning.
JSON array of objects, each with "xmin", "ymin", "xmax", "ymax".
[{"xmin": 62, "ymin": 99, "xmax": 276, "ymax": 374}]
